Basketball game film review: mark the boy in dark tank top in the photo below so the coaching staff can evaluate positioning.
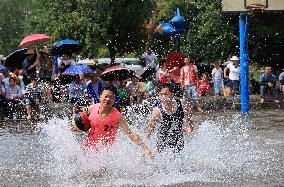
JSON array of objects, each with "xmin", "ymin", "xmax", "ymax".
[{"xmin": 145, "ymin": 83, "xmax": 193, "ymax": 153}]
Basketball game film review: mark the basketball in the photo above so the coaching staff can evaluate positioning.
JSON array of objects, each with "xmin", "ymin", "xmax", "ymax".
[{"xmin": 73, "ymin": 112, "xmax": 91, "ymax": 131}]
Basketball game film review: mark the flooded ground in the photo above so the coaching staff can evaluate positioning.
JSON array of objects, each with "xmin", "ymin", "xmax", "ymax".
[{"xmin": 0, "ymin": 109, "xmax": 283, "ymax": 187}]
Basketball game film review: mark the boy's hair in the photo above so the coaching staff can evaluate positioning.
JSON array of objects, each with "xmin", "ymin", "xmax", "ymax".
[
  {"xmin": 157, "ymin": 83, "xmax": 176, "ymax": 93},
  {"xmin": 102, "ymin": 85, "xmax": 118, "ymax": 96},
  {"xmin": 9, "ymin": 77, "xmax": 16, "ymax": 82}
]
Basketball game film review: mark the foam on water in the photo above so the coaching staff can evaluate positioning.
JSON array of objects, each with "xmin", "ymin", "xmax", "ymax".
[{"xmin": 33, "ymin": 111, "xmax": 283, "ymax": 186}]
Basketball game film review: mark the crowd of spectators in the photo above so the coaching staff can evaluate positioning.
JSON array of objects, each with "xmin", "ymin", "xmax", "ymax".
[{"xmin": 1, "ymin": 47, "xmax": 284, "ymax": 120}]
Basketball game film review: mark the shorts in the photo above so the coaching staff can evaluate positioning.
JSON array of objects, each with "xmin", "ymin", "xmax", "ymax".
[
  {"xmin": 227, "ymin": 80, "xmax": 240, "ymax": 91},
  {"xmin": 183, "ymin": 84, "xmax": 199, "ymax": 100}
]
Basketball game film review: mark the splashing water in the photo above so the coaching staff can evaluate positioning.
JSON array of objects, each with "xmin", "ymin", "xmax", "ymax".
[{"xmin": 0, "ymin": 110, "xmax": 283, "ymax": 186}]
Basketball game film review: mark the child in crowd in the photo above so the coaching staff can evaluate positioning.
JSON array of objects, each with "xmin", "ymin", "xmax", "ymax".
[
  {"xmin": 126, "ymin": 75, "xmax": 142, "ymax": 108},
  {"xmin": 212, "ymin": 62, "xmax": 223, "ymax": 96},
  {"xmin": 198, "ymin": 73, "xmax": 211, "ymax": 96}
]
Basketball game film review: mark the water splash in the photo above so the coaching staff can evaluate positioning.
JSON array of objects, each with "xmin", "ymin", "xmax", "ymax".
[{"xmin": 1, "ymin": 111, "xmax": 283, "ymax": 186}]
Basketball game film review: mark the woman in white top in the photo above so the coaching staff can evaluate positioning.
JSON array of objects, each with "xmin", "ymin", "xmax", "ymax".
[{"xmin": 224, "ymin": 56, "xmax": 240, "ymax": 96}]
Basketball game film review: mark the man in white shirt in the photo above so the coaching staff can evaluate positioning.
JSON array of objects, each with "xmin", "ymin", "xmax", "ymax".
[
  {"xmin": 224, "ymin": 56, "xmax": 240, "ymax": 96},
  {"xmin": 141, "ymin": 47, "xmax": 158, "ymax": 81}
]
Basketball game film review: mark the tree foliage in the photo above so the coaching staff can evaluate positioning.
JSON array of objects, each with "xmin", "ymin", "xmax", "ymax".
[
  {"xmin": 0, "ymin": 0, "xmax": 283, "ymax": 68},
  {"xmin": 22, "ymin": 0, "xmax": 154, "ymax": 62},
  {"xmin": 0, "ymin": 0, "xmax": 32, "ymax": 55}
]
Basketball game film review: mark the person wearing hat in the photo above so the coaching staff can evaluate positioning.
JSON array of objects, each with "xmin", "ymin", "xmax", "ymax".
[
  {"xmin": 39, "ymin": 46, "xmax": 54, "ymax": 102},
  {"xmin": 223, "ymin": 56, "xmax": 240, "ymax": 96},
  {"xmin": 22, "ymin": 48, "xmax": 39, "ymax": 85}
]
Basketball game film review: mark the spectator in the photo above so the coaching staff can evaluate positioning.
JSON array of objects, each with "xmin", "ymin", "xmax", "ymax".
[
  {"xmin": 58, "ymin": 53, "xmax": 76, "ymax": 76},
  {"xmin": 198, "ymin": 73, "xmax": 211, "ymax": 96},
  {"xmin": 180, "ymin": 57, "xmax": 202, "ymax": 112},
  {"xmin": 279, "ymin": 69, "xmax": 284, "ymax": 101},
  {"xmin": 24, "ymin": 76, "xmax": 44, "ymax": 120},
  {"xmin": 141, "ymin": 47, "xmax": 158, "ymax": 81},
  {"xmin": 157, "ymin": 59, "xmax": 178, "ymax": 85},
  {"xmin": 68, "ymin": 75, "xmax": 87, "ymax": 117},
  {"xmin": 0, "ymin": 81, "xmax": 6, "ymax": 119},
  {"xmin": 211, "ymin": 62, "xmax": 223, "ymax": 96},
  {"xmin": 5, "ymin": 77, "xmax": 23, "ymax": 119},
  {"xmin": 126, "ymin": 75, "xmax": 143, "ymax": 108},
  {"xmin": 224, "ymin": 56, "xmax": 240, "ymax": 96},
  {"xmin": 9, "ymin": 68, "xmax": 25, "ymax": 92},
  {"xmin": 22, "ymin": 48, "xmax": 39, "ymax": 85},
  {"xmin": 259, "ymin": 66, "xmax": 279, "ymax": 103},
  {"xmin": 87, "ymin": 72, "xmax": 104, "ymax": 103}
]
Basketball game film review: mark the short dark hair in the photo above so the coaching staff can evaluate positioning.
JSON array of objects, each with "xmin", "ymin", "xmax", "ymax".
[
  {"xmin": 102, "ymin": 85, "xmax": 118, "ymax": 96},
  {"xmin": 9, "ymin": 77, "xmax": 16, "ymax": 82},
  {"xmin": 157, "ymin": 83, "xmax": 175, "ymax": 93}
]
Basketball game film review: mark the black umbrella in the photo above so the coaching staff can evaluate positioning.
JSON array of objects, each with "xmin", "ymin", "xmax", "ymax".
[{"xmin": 5, "ymin": 48, "xmax": 28, "ymax": 68}]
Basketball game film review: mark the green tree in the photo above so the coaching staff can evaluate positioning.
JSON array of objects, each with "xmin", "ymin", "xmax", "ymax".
[
  {"xmin": 23, "ymin": 0, "xmax": 154, "ymax": 64},
  {"xmin": 0, "ymin": 0, "xmax": 33, "ymax": 55}
]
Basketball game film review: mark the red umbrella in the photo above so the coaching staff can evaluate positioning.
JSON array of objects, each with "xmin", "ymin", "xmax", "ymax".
[
  {"xmin": 166, "ymin": 52, "xmax": 185, "ymax": 68},
  {"xmin": 100, "ymin": 65, "xmax": 135, "ymax": 81},
  {"xmin": 19, "ymin": 34, "xmax": 51, "ymax": 48}
]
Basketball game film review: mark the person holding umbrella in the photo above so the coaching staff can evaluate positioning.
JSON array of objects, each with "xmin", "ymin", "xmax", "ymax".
[{"xmin": 22, "ymin": 48, "xmax": 39, "ymax": 85}]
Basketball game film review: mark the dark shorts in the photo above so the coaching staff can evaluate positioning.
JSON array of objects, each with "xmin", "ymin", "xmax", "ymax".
[{"xmin": 227, "ymin": 80, "xmax": 240, "ymax": 91}]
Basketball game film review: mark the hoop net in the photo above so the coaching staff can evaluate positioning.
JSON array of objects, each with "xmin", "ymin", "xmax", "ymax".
[{"xmin": 246, "ymin": 3, "xmax": 266, "ymax": 13}]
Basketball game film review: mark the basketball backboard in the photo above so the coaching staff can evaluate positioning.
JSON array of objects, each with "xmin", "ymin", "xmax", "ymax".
[{"xmin": 222, "ymin": 0, "xmax": 284, "ymax": 12}]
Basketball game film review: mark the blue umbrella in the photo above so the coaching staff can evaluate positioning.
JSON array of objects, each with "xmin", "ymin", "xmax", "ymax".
[
  {"xmin": 52, "ymin": 39, "xmax": 82, "ymax": 56},
  {"xmin": 5, "ymin": 48, "xmax": 28, "ymax": 68},
  {"xmin": 0, "ymin": 64, "xmax": 8, "ymax": 73},
  {"xmin": 62, "ymin": 64, "xmax": 92, "ymax": 76}
]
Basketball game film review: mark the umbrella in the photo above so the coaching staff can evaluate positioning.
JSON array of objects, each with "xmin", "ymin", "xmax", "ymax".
[
  {"xmin": 19, "ymin": 34, "xmax": 51, "ymax": 48},
  {"xmin": 166, "ymin": 52, "xmax": 184, "ymax": 68},
  {"xmin": 4, "ymin": 48, "xmax": 28, "ymax": 68},
  {"xmin": 52, "ymin": 39, "xmax": 82, "ymax": 55},
  {"xmin": 62, "ymin": 64, "xmax": 92, "ymax": 76},
  {"xmin": 0, "ymin": 64, "xmax": 8, "ymax": 73},
  {"xmin": 100, "ymin": 65, "xmax": 135, "ymax": 81}
]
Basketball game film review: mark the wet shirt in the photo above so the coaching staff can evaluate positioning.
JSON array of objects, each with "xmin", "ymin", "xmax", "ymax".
[
  {"xmin": 83, "ymin": 103, "xmax": 120, "ymax": 149},
  {"xmin": 156, "ymin": 99, "xmax": 184, "ymax": 153}
]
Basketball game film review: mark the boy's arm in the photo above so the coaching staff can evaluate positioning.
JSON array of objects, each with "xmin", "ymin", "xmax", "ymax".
[
  {"xmin": 182, "ymin": 100, "xmax": 194, "ymax": 134},
  {"xmin": 145, "ymin": 107, "xmax": 161, "ymax": 137},
  {"xmin": 119, "ymin": 114, "xmax": 154, "ymax": 159}
]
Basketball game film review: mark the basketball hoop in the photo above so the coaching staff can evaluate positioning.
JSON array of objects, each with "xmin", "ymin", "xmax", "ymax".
[{"xmin": 246, "ymin": 3, "xmax": 266, "ymax": 13}]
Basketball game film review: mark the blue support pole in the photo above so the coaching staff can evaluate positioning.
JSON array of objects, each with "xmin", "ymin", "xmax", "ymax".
[{"xmin": 239, "ymin": 13, "xmax": 250, "ymax": 113}]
